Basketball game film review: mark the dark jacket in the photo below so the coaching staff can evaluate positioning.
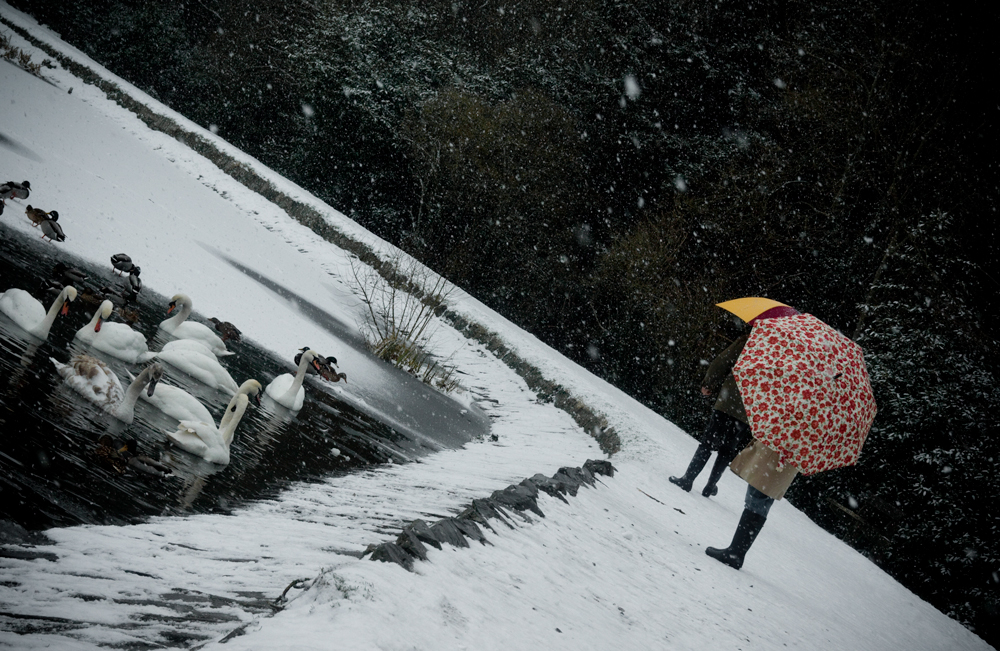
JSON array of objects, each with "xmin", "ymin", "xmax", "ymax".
[{"xmin": 702, "ymin": 334, "xmax": 748, "ymax": 424}]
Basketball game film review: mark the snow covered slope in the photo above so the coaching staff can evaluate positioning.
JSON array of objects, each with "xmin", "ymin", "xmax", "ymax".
[{"xmin": 0, "ymin": 4, "xmax": 992, "ymax": 650}]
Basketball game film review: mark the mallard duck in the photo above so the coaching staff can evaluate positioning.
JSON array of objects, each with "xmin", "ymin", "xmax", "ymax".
[
  {"xmin": 117, "ymin": 306, "xmax": 140, "ymax": 326},
  {"xmin": 127, "ymin": 267, "xmax": 141, "ymax": 295},
  {"xmin": 1, "ymin": 180, "xmax": 30, "ymax": 201},
  {"xmin": 159, "ymin": 293, "xmax": 231, "ymax": 356},
  {"xmin": 53, "ymin": 262, "xmax": 88, "ymax": 286},
  {"xmin": 95, "ymin": 286, "xmax": 125, "ymax": 307},
  {"xmin": 294, "ymin": 348, "xmax": 347, "ymax": 383},
  {"xmin": 39, "ymin": 278, "xmax": 66, "ymax": 302},
  {"xmin": 93, "ymin": 434, "xmax": 129, "ymax": 475},
  {"xmin": 120, "ymin": 268, "xmax": 141, "ymax": 304},
  {"xmin": 73, "ymin": 287, "xmax": 137, "ymax": 325},
  {"xmin": 110, "ymin": 253, "xmax": 134, "ymax": 276},
  {"xmin": 40, "ymin": 212, "xmax": 65, "ymax": 242},
  {"xmin": 120, "ymin": 439, "xmax": 172, "ymax": 477},
  {"xmin": 93, "ymin": 436, "xmax": 172, "ymax": 477},
  {"xmin": 78, "ymin": 286, "xmax": 109, "ymax": 306},
  {"xmin": 208, "ymin": 317, "xmax": 242, "ymax": 343},
  {"xmin": 25, "ymin": 205, "xmax": 48, "ymax": 227}
]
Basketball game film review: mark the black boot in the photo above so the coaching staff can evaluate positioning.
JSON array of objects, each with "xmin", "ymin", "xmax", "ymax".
[
  {"xmin": 669, "ymin": 444, "xmax": 712, "ymax": 492},
  {"xmin": 705, "ymin": 509, "xmax": 767, "ymax": 570},
  {"xmin": 701, "ymin": 451, "xmax": 732, "ymax": 497}
]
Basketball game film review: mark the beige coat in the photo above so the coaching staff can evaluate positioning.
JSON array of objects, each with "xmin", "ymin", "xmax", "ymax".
[{"xmin": 730, "ymin": 440, "xmax": 800, "ymax": 500}]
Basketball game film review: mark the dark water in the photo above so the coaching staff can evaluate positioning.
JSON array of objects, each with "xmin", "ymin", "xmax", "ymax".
[{"xmin": 0, "ymin": 221, "xmax": 480, "ymax": 530}]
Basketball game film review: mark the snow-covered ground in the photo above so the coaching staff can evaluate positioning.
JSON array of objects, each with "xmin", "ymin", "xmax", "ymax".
[{"xmin": 0, "ymin": 5, "xmax": 992, "ymax": 650}]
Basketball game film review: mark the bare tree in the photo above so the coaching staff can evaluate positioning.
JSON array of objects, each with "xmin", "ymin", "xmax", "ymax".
[{"xmin": 349, "ymin": 253, "xmax": 459, "ymax": 391}]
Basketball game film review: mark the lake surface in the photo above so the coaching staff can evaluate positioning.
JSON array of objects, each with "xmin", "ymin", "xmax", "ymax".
[{"xmin": 0, "ymin": 219, "xmax": 488, "ymax": 530}]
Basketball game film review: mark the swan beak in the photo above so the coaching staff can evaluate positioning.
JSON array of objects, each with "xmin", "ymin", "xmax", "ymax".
[
  {"xmin": 252, "ymin": 392, "xmax": 262, "ymax": 407},
  {"xmin": 311, "ymin": 358, "xmax": 323, "ymax": 373},
  {"xmin": 60, "ymin": 300, "xmax": 71, "ymax": 316},
  {"xmin": 95, "ymin": 316, "xmax": 104, "ymax": 332},
  {"xmin": 166, "ymin": 301, "xmax": 176, "ymax": 315},
  {"xmin": 146, "ymin": 377, "xmax": 159, "ymax": 397}
]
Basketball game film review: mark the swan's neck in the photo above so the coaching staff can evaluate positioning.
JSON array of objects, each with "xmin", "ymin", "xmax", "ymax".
[
  {"xmin": 126, "ymin": 366, "xmax": 154, "ymax": 402},
  {"xmin": 114, "ymin": 366, "xmax": 154, "ymax": 418},
  {"xmin": 161, "ymin": 300, "xmax": 192, "ymax": 331},
  {"xmin": 280, "ymin": 354, "xmax": 313, "ymax": 402},
  {"xmin": 33, "ymin": 289, "xmax": 69, "ymax": 338},
  {"xmin": 219, "ymin": 396, "xmax": 248, "ymax": 446}
]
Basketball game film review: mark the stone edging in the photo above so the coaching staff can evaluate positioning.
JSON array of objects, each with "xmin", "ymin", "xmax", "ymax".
[
  {"xmin": 362, "ymin": 459, "xmax": 616, "ymax": 571},
  {"xmin": 0, "ymin": 15, "xmax": 621, "ymax": 456}
]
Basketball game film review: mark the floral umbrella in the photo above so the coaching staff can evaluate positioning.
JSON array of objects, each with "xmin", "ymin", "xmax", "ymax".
[{"xmin": 733, "ymin": 313, "xmax": 877, "ymax": 475}]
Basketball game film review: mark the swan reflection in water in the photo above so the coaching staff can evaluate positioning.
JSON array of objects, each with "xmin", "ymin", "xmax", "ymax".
[{"xmin": 160, "ymin": 406, "xmax": 294, "ymax": 510}]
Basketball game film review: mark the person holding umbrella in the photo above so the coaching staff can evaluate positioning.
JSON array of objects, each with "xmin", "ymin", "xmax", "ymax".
[
  {"xmin": 669, "ymin": 298, "xmax": 799, "ymax": 498},
  {"xmin": 704, "ymin": 300, "xmax": 878, "ymax": 570}
]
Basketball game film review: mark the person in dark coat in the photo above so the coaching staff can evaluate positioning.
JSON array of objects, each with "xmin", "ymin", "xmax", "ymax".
[
  {"xmin": 696, "ymin": 302, "xmax": 802, "ymax": 570},
  {"xmin": 669, "ymin": 332, "xmax": 754, "ymax": 497}
]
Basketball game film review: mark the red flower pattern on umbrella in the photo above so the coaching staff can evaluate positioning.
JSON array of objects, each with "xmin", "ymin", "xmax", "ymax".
[{"xmin": 734, "ymin": 313, "xmax": 877, "ymax": 475}]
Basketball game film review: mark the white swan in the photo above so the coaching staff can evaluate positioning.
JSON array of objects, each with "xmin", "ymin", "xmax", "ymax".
[
  {"xmin": 264, "ymin": 349, "xmax": 320, "ymax": 411},
  {"xmin": 158, "ymin": 293, "xmax": 232, "ymax": 356},
  {"xmin": 51, "ymin": 355, "xmax": 161, "ymax": 424},
  {"xmin": 165, "ymin": 384, "xmax": 259, "ymax": 465},
  {"xmin": 0, "ymin": 285, "xmax": 77, "ymax": 339},
  {"xmin": 220, "ymin": 379, "xmax": 264, "ymax": 429},
  {"xmin": 137, "ymin": 376, "xmax": 214, "ymax": 424},
  {"xmin": 153, "ymin": 346, "xmax": 239, "ymax": 394},
  {"xmin": 140, "ymin": 375, "xmax": 261, "ymax": 425},
  {"xmin": 76, "ymin": 300, "xmax": 155, "ymax": 363},
  {"xmin": 160, "ymin": 338, "xmax": 216, "ymax": 358}
]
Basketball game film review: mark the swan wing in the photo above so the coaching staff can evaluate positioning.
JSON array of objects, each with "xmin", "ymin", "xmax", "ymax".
[
  {"xmin": 141, "ymin": 383, "xmax": 214, "ymax": 423},
  {"xmin": 167, "ymin": 419, "xmax": 229, "ymax": 464},
  {"xmin": 91, "ymin": 323, "xmax": 150, "ymax": 363},
  {"xmin": 155, "ymin": 349, "xmax": 238, "ymax": 393},
  {"xmin": 166, "ymin": 420, "xmax": 214, "ymax": 454},
  {"xmin": 161, "ymin": 338, "xmax": 215, "ymax": 357},
  {"xmin": 172, "ymin": 322, "xmax": 230, "ymax": 356},
  {"xmin": 0, "ymin": 289, "xmax": 45, "ymax": 331},
  {"xmin": 52, "ymin": 354, "xmax": 125, "ymax": 410}
]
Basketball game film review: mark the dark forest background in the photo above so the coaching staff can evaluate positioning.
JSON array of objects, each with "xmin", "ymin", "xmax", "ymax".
[{"xmin": 10, "ymin": 0, "xmax": 999, "ymax": 643}]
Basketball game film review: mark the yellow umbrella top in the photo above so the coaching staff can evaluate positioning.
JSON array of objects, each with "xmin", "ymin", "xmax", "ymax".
[{"xmin": 716, "ymin": 297, "xmax": 792, "ymax": 323}]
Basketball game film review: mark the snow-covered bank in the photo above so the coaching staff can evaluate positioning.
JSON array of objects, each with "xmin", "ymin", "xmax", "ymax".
[
  {"xmin": 215, "ymin": 458, "xmax": 982, "ymax": 651},
  {"xmin": 0, "ymin": 4, "xmax": 992, "ymax": 650}
]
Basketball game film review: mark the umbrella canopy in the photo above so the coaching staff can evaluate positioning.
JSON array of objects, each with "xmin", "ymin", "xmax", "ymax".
[
  {"xmin": 716, "ymin": 297, "xmax": 797, "ymax": 324},
  {"xmin": 733, "ymin": 313, "xmax": 877, "ymax": 475}
]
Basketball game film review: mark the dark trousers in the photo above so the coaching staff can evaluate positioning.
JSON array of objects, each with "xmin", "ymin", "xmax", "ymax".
[
  {"xmin": 702, "ymin": 410, "xmax": 752, "ymax": 458},
  {"xmin": 674, "ymin": 411, "xmax": 752, "ymax": 491}
]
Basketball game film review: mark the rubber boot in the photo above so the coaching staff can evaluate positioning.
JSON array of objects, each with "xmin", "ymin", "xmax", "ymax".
[
  {"xmin": 701, "ymin": 451, "xmax": 732, "ymax": 497},
  {"xmin": 705, "ymin": 509, "xmax": 767, "ymax": 570},
  {"xmin": 669, "ymin": 444, "xmax": 712, "ymax": 492}
]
